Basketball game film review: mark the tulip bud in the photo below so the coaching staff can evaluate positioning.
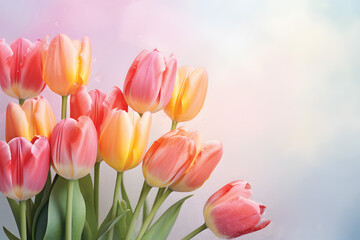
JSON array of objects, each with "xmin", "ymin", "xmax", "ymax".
[
  {"xmin": 124, "ymin": 49, "xmax": 177, "ymax": 114},
  {"xmin": 0, "ymin": 38, "xmax": 46, "ymax": 99},
  {"xmin": 50, "ymin": 116, "xmax": 97, "ymax": 180},
  {"xmin": 204, "ymin": 180, "xmax": 271, "ymax": 239},
  {"xmin": 142, "ymin": 128, "xmax": 221, "ymax": 190},
  {"xmin": 164, "ymin": 66, "xmax": 208, "ymax": 122},
  {"xmin": 0, "ymin": 136, "xmax": 50, "ymax": 200},
  {"xmin": 42, "ymin": 34, "xmax": 92, "ymax": 96},
  {"xmin": 6, "ymin": 96, "xmax": 56, "ymax": 142},
  {"xmin": 99, "ymin": 109, "xmax": 151, "ymax": 172}
]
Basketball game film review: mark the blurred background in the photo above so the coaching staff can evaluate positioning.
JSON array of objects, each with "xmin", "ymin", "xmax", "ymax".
[{"xmin": 1, "ymin": 0, "xmax": 360, "ymax": 239}]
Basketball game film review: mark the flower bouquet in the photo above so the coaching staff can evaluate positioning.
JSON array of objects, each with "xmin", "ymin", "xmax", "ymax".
[{"xmin": 0, "ymin": 34, "xmax": 270, "ymax": 240}]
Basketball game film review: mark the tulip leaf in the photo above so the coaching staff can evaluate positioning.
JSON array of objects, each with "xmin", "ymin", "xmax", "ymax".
[
  {"xmin": 98, "ymin": 200, "xmax": 131, "ymax": 240},
  {"xmin": 6, "ymin": 198, "xmax": 21, "ymax": 233},
  {"xmin": 97, "ymin": 210, "xmax": 128, "ymax": 240},
  {"xmin": 3, "ymin": 226, "xmax": 19, "ymax": 240},
  {"xmin": 34, "ymin": 170, "xmax": 52, "ymax": 210},
  {"xmin": 79, "ymin": 174, "xmax": 97, "ymax": 240},
  {"xmin": 43, "ymin": 176, "xmax": 86, "ymax": 240},
  {"xmin": 142, "ymin": 195, "xmax": 192, "ymax": 240},
  {"xmin": 34, "ymin": 202, "xmax": 48, "ymax": 240},
  {"xmin": 121, "ymin": 176, "xmax": 133, "ymax": 213}
]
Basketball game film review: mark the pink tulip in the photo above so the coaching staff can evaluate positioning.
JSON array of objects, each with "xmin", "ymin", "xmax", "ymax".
[
  {"xmin": 0, "ymin": 136, "xmax": 50, "ymax": 200},
  {"xmin": 70, "ymin": 85, "xmax": 128, "ymax": 137},
  {"xmin": 204, "ymin": 180, "xmax": 271, "ymax": 239},
  {"xmin": 124, "ymin": 49, "xmax": 177, "ymax": 113},
  {"xmin": 50, "ymin": 116, "xmax": 97, "ymax": 180},
  {"xmin": 0, "ymin": 38, "xmax": 46, "ymax": 99}
]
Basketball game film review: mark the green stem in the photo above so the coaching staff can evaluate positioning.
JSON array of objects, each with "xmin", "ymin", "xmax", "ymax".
[
  {"xmin": 125, "ymin": 181, "xmax": 152, "ymax": 240},
  {"xmin": 19, "ymin": 99, "xmax": 25, "ymax": 105},
  {"xmin": 181, "ymin": 223, "xmax": 207, "ymax": 240},
  {"xmin": 20, "ymin": 201, "xmax": 27, "ymax": 240},
  {"xmin": 94, "ymin": 162, "xmax": 100, "ymax": 227},
  {"xmin": 171, "ymin": 120, "xmax": 178, "ymax": 131},
  {"xmin": 26, "ymin": 199, "xmax": 33, "ymax": 236},
  {"xmin": 61, "ymin": 95, "xmax": 68, "ymax": 119},
  {"xmin": 65, "ymin": 180, "xmax": 75, "ymax": 240},
  {"xmin": 135, "ymin": 188, "xmax": 172, "ymax": 240},
  {"xmin": 108, "ymin": 172, "xmax": 123, "ymax": 240},
  {"xmin": 152, "ymin": 188, "xmax": 165, "ymax": 208}
]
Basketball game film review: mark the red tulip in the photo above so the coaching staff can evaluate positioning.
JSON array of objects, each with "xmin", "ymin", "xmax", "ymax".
[
  {"xmin": 50, "ymin": 116, "xmax": 97, "ymax": 180},
  {"xmin": 0, "ymin": 38, "xmax": 46, "ymax": 99},
  {"xmin": 124, "ymin": 49, "xmax": 177, "ymax": 113},
  {"xmin": 0, "ymin": 136, "xmax": 50, "ymax": 200},
  {"xmin": 204, "ymin": 180, "xmax": 271, "ymax": 239}
]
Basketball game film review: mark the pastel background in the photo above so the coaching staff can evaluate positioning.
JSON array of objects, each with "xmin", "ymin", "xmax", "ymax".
[{"xmin": 1, "ymin": 0, "xmax": 359, "ymax": 239}]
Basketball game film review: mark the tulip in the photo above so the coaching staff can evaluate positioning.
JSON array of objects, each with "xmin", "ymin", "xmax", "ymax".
[
  {"xmin": 6, "ymin": 96, "xmax": 56, "ymax": 142},
  {"xmin": 123, "ymin": 49, "xmax": 177, "ymax": 114},
  {"xmin": 42, "ymin": 34, "xmax": 92, "ymax": 96},
  {"xmin": 50, "ymin": 116, "xmax": 97, "ymax": 180},
  {"xmin": 0, "ymin": 136, "xmax": 50, "ymax": 201},
  {"xmin": 0, "ymin": 38, "xmax": 46, "ymax": 100},
  {"xmin": 142, "ymin": 128, "xmax": 221, "ymax": 190},
  {"xmin": 203, "ymin": 180, "xmax": 271, "ymax": 239},
  {"xmin": 70, "ymin": 85, "xmax": 128, "ymax": 139},
  {"xmin": 164, "ymin": 66, "xmax": 208, "ymax": 122},
  {"xmin": 99, "ymin": 109, "xmax": 151, "ymax": 172}
]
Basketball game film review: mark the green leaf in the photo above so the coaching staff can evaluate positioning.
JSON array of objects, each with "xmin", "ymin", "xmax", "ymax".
[
  {"xmin": 3, "ymin": 227, "xmax": 19, "ymax": 240},
  {"xmin": 121, "ymin": 176, "xmax": 133, "ymax": 213},
  {"xmin": 142, "ymin": 195, "xmax": 192, "ymax": 240},
  {"xmin": 34, "ymin": 170, "xmax": 52, "ymax": 210},
  {"xmin": 79, "ymin": 174, "xmax": 97, "ymax": 240},
  {"xmin": 6, "ymin": 198, "xmax": 20, "ymax": 233},
  {"xmin": 97, "ymin": 210, "xmax": 128, "ymax": 240},
  {"xmin": 43, "ymin": 177, "xmax": 86, "ymax": 240},
  {"xmin": 34, "ymin": 202, "xmax": 48, "ymax": 240},
  {"xmin": 32, "ymin": 174, "xmax": 60, "ymax": 240}
]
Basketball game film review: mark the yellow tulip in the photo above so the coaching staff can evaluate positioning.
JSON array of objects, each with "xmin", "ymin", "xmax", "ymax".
[
  {"xmin": 6, "ymin": 96, "xmax": 56, "ymax": 142},
  {"xmin": 42, "ymin": 33, "xmax": 92, "ymax": 96},
  {"xmin": 164, "ymin": 66, "xmax": 208, "ymax": 122},
  {"xmin": 99, "ymin": 109, "xmax": 151, "ymax": 172}
]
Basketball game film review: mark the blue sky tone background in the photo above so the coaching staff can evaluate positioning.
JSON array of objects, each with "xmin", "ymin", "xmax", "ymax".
[{"xmin": 0, "ymin": 0, "xmax": 360, "ymax": 239}]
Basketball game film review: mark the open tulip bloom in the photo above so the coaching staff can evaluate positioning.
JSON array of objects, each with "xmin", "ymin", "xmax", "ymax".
[{"xmin": 0, "ymin": 36, "xmax": 270, "ymax": 240}]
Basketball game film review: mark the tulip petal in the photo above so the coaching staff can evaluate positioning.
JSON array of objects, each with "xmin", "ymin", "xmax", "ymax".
[
  {"xmin": 0, "ymin": 40, "xmax": 13, "ymax": 97},
  {"xmin": 6, "ymin": 102, "xmax": 30, "ymax": 142},
  {"xmin": 0, "ymin": 141, "xmax": 15, "ymax": 199},
  {"xmin": 103, "ymin": 86, "xmax": 128, "ymax": 116},
  {"xmin": 22, "ymin": 137, "xmax": 50, "ymax": 199},
  {"xmin": 70, "ymin": 85, "xmax": 92, "ymax": 120},
  {"xmin": 88, "ymin": 89, "xmax": 106, "ymax": 136},
  {"xmin": 33, "ymin": 98, "xmax": 57, "ymax": 138},
  {"xmin": 125, "ymin": 111, "xmax": 152, "ymax": 170},
  {"xmin": 78, "ymin": 36, "xmax": 92, "ymax": 85},
  {"xmin": 170, "ymin": 140, "xmax": 222, "ymax": 192}
]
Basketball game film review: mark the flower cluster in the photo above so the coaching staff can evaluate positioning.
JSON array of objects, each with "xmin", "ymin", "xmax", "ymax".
[{"xmin": 0, "ymin": 34, "xmax": 270, "ymax": 240}]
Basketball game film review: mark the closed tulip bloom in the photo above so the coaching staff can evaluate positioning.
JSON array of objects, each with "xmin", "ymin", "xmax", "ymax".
[
  {"xmin": 42, "ymin": 34, "xmax": 92, "ymax": 96},
  {"xmin": 170, "ymin": 140, "xmax": 222, "ymax": 192},
  {"xmin": 99, "ymin": 110, "xmax": 151, "ymax": 172},
  {"xmin": 50, "ymin": 116, "xmax": 97, "ymax": 180},
  {"xmin": 143, "ymin": 128, "xmax": 218, "ymax": 188},
  {"xmin": 203, "ymin": 180, "xmax": 271, "ymax": 239},
  {"xmin": 6, "ymin": 96, "xmax": 56, "ymax": 142},
  {"xmin": 124, "ymin": 49, "xmax": 177, "ymax": 114},
  {"xmin": 0, "ymin": 136, "xmax": 50, "ymax": 200},
  {"xmin": 164, "ymin": 66, "xmax": 208, "ymax": 122},
  {"xmin": 0, "ymin": 38, "xmax": 46, "ymax": 99}
]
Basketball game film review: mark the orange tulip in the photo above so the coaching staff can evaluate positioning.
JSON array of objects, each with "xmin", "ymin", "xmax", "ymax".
[
  {"xmin": 142, "ymin": 128, "xmax": 222, "ymax": 190},
  {"xmin": 164, "ymin": 66, "xmax": 208, "ymax": 122},
  {"xmin": 0, "ymin": 38, "xmax": 46, "ymax": 100},
  {"xmin": 42, "ymin": 34, "xmax": 92, "ymax": 96},
  {"xmin": 99, "ymin": 110, "xmax": 151, "ymax": 172},
  {"xmin": 6, "ymin": 96, "xmax": 56, "ymax": 142}
]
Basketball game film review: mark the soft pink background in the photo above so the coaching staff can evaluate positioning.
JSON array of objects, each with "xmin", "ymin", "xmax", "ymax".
[{"xmin": 1, "ymin": 0, "xmax": 360, "ymax": 239}]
